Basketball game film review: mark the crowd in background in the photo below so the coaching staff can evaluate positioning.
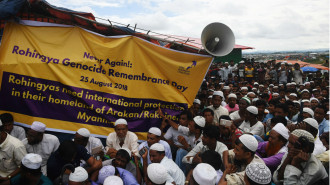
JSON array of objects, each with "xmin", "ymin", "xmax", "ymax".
[{"xmin": 0, "ymin": 59, "xmax": 329, "ymax": 185}]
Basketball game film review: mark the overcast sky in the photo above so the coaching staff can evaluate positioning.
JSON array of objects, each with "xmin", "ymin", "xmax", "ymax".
[{"xmin": 47, "ymin": 0, "xmax": 329, "ymax": 52}]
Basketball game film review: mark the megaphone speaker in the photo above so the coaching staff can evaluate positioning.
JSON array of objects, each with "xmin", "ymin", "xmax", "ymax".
[{"xmin": 201, "ymin": 22, "xmax": 235, "ymax": 56}]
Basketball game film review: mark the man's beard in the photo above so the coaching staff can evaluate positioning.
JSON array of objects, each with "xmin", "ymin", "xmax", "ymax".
[
  {"xmin": 234, "ymin": 158, "xmax": 247, "ymax": 167},
  {"xmin": 119, "ymin": 137, "xmax": 125, "ymax": 142},
  {"xmin": 266, "ymin": 142, "xmax": 282, "ymax": 157}
]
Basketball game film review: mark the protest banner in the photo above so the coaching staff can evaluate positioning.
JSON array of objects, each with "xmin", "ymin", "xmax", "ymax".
[{"xmin": 0, "ymin": 21, "xmax": 213, "ymax": 138}]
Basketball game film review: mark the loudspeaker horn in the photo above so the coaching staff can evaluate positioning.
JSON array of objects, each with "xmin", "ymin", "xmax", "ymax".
[{"xmin": 201, "ymin": 22, "xmax": 235, "ymax": 56}]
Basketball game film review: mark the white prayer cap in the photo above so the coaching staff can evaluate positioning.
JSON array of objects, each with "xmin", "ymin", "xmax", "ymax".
[
  {"xmin": 259, "ymin": 84, "xmax": 264, "ymax": 87},
  {"xmin": 286, "ymin": 83, "xmax": 291, "ymax": 86},
  {"xmin": 193, "ymin": 163, "xmax": 217, "ymax": 185},
  {"xmin": 247, "ymin": 92, "xmax": 256, "ymax": 96},
  {"xmin": 193, "ymin": 99, "xmax": 201, "ymax": 105},
  {"xmin": 303, "ymin": 108, "xmax": 314, "ymax": 117},
  {"xmin": 312, "ymin": 89, "xmax": 318, "ymax": 92},
  {"xmin": 301, "ymin": 99, "xmax": 310, "ymax": 103},
  {"xmin": 247, "ymin": 106, "xmax": 258, "ymax": 115},
  {"xmin": 224, "ymin": 62, "xmax": 229, "ymax": 64},
  {"xmin": 150, "ymin": 143, "xmax": 165, "ymax": 152},
  {"xmin": 272, "ymin": 93, "xmax": 279, "ymax": 96},
  {"xmin": 219, "ymin": 83, "xmax": 224, "ymax": 85},
  {"xmin": 292, "ymin": 82, "xmax": 297, "ymax": 85},
  {"xmin": 97, "ymin": 165, "xmax": 116, "ymax": 184},
  {"xmin": 291, "ymin": 129, "xmax": 314, "ymax": 143},
  {"xmin": 148, "ymin": 127, "xmax": 161, "ymax": 137},
  {"xmin": 269, "ymin": 84, "xmax": 274, "ymax": 87},
  {"xmin": 119, "ymin": 147, "xmax": 131, "ymax": 157},
  {"xmin": 239, "ymin": 134, "xmax": 258, "ymax": 152},
  {"xmin": 293, "ymin": 101, "xmax": 300, "ymax": 104},
  {"xmin": 77, "ymin": 128, "xmax": 90, "ymax": 137},
  {"xmin": 289, "ymin": 93, "xmax": 297, "ymax": 97},
  {"xmin": 31, "ymin": 121, "xmax": 46, "ymax": 133},
  {"xmin": 252, "ymin": 98, "xmax": 259, "ymax": 102},
  {"xmin": 114, "ymin": 118, "xmax": 127, "ymax": 126},
  {"xmin": 327, "ymin": 111, "xmax": 330, "ymax": 115},
  {"xmin": 279, "ymin": 84, "xmax": 284, "ymax": 86},
  {"xmin": 223, "ymin": 86, "xmax": 230, "ymax": 90},
  {"xmin": 208, "ymin": 95, "xmax": 213, "ymax": 99},
  {"xmin": 304, "ymin": 82, "xmax": 310, "ymax": 85},
  {"xmin": 254, "ymin": 82, "xmax": 259, "ymax": 85},
  {"xmin": 246, "ymin": 163, "xmax": 271, "ymax": 185},
  {"xmin": 0, "ymin": 119, "xmax": 2, "ymax": 126},
  {"xmin": 147, "ymin": 163, "xmax": 167, "ymax": 184},
  {"xmin": 252, "ymin": 88, "xmax": 257, "ymax": 91},
  {"xmin": 301, "ymin": 89, "xmax": 310, "ymax": 93},
  {"xmin": 273, "ymin": 86, "xmax": 278, "ymax": 89},
  {"xmin": 272, "ymin": 123, "xmax": 289, "ymax": 140},
  {"xmin": 208, "ymin": 89, "xmax": 215, "ymax": 92},
  {"xmin": 22, "ymin": 153, "xmax": 42, "ymax": 169},
  {"xmin": 303, "ymin": 118, "xmax": 318, "ymax": 130},
  {"xmin": 264, "ymin": 109, "xmax": 269, "ymax": 114},
  {"xmin": 193, "ymin": 116, "xmax": 206, "ymax": 128},
  {"xmin": 310, "ymin": 98, "xmax": 319, "ymax": 102},
  {"xmin": 239, "ymin": 60, "xmax": 245, "ymax": 64},
  {"xmin": 104, "ymin": 176, "xmax": 123, "ymax": 185},
  {"xmin": 228, "ymin": 93, "xmax": 237, "ymax": 99},
  {"xmin": 310, "ymin": 81, "xmax": 314, "ymax": 83},
  {"xmin": 213, "ymin": 91, "xmax": 224, "ymax": 98},
  {"xmin": 241, "ymin": 87, "xmax": 248, "ymax": 90},
  {"xmin": 69, "ymin": 167, "xmax": 88, "ymax": 182}
]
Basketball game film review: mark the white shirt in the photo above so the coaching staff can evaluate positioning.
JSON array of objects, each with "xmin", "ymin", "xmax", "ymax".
[
  {"xmin": 313, "ymin": 136, "xmax": 326, "ymax": 155},
  {"xmin": 273, "ymin": 153, "xmax": 328, "ymax": 185},
  {"xmin": 225, "ymin": 149, "xmax": 265, "ymax": 185},
  {"xmin": 0, "ymin": 134, "xmax": 27, "ymax": 177},
  {"xmin": 85, "ymin": 136, "xmax": 105, "ymax": 154},
  {"xmin": 10, "ymin": 125, "xmax": 26, "ymax": 141},
  {"xmin": 22, "ymin": 133, "xmax": 60, "ymax": 175},
  {"xmin": 106, "ymin": 131, "xmax": 139, "ymax": 155},
  {"xmin": 138, "ymin": 140, "xmax": 172, "ymax": 164},
  {"xmin": 239, "ymin": 120, "xmax": 265, "ymax": 136},
  {"xmin": 164, "ymin": 127, "xmax": 193, "ymax": 147},
  {"xmin": 160, "ymin": 156, "xmax": 185, "ymax": 185},
  {"xmin": 182, "ymin": 141, "xmax": 228, "ymax": 164},
  {"xmin": 207, "ymin": 105, "xmax": 229, "ymax": 126},
  {"xmin": 229, "ymin": 111, "xmax": 241, "ymax": 120}
]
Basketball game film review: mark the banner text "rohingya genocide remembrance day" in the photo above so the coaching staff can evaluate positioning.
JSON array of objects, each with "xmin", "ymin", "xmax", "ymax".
[{"xmin": 0, "ymin": 22, "xmax": 213, "ymax": 138}]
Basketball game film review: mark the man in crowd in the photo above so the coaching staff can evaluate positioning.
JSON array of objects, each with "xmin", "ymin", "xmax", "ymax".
[
  {"xmin": 138, "ymin": 127, "xmax": 172, "ymax": 164},
  {"xmin": 221, "ymin": 134, "xmax": 265, "ymax": 184},
  {"xmin": 73, "ymin": 128, "xmax": 104, "ymax": 158},
  {"xmin": 207, "ymin": 91, "xmax": 229, "ymax": 125},
  {"xmin": 0, "ymin": 113, "xmax": 26, "ymax": 140},
  {"xmin": 10, "ymin": 153, "xmax": 52, "ymax": 185},
  {"xmin": 182, "ymin": 125, "xmax": 228, "ymax": 165},
  {"xmin": 0, "ymin": 118, "xmax": 27, "ymax": 182},
  {"xmin": 142, "ymin": 143, "xmax": 185, "ymax": 185},
  {"xmin": 255, "ymin": 123, "xmax": 289, "ymax": 173},
  {"xmin": 23, "ymin": 121, "xmax": 60, "ymax": 175},
  {"xmin": 106, "ymin": 118, "xmax": 139, "ymax": 158},
  {"xmin": 239, "ymin": 106, "xmax": 265, "ymax": 136},
  {"xmin": 273, "ymin": 129, "xmax": 328, "ymax": 184}
]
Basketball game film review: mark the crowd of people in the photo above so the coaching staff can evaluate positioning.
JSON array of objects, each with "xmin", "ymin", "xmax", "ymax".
[{"xmin": 0, "ymin": 59, "xmax": 329, "ymax": 185}]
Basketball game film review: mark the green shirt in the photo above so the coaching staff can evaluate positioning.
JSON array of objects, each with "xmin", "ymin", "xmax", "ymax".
[{"xmin": 10, "ymin": 173, "xmax": 53, "ymax": 185}]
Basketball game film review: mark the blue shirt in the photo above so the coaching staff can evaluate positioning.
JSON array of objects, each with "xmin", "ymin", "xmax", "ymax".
[
  {"xmin": 319, "ymin": 119, "xmax": 329, "ymax": 136},
  {"xmin": 263, "ymin": 113, "xmax": 274, "ymax": 123},
  {"xmin": 138, "ymin": 140, "xmax": 172, "ymax": 164},
  {"xmin": 117, "ymin": 167, "xmax": 139, "ymax": 185}
]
